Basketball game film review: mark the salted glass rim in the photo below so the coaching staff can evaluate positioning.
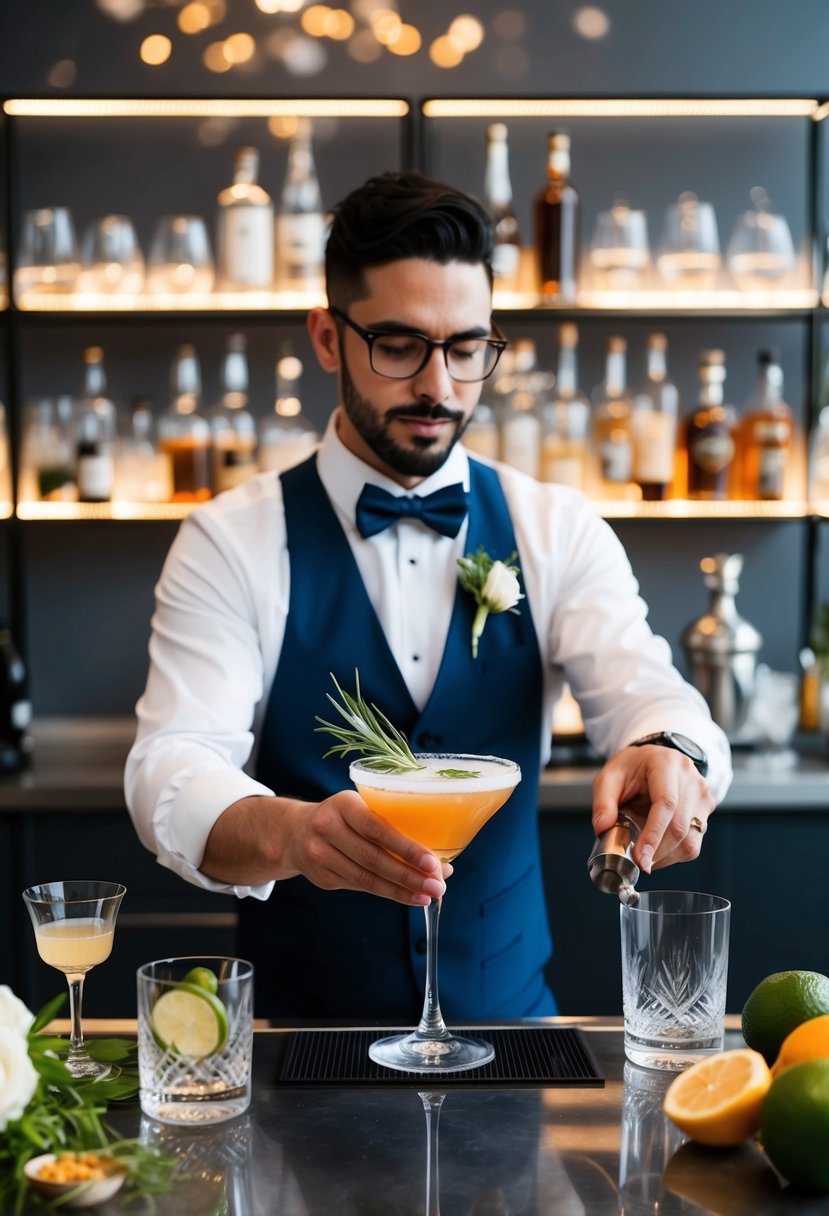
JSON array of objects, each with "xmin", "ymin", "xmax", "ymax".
[{"xmin": 349, "ymin": 752, "xmax": 521, "ymax": 793}]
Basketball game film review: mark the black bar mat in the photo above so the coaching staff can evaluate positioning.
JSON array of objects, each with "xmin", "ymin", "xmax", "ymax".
[{"xmin": 279, "ymin": 1027, "xmax": 603, "ymax": 1086}]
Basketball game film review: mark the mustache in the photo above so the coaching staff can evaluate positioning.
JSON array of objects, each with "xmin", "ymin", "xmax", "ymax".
[{"xmin": 385, "ymin": 403, "xmax": 465, "ymax": 423}]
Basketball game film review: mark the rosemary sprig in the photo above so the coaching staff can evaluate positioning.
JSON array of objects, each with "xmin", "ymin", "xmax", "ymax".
[{"xmin": 315, "ymin": 671, "xmax": 424, "ymax": 773}]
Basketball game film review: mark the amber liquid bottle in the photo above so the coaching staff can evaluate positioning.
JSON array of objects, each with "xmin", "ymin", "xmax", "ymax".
[
  {"xmin": 533, "ymin": 132, "xmax": 580, "ymax": 303},
  {"xmin": 737, "ymin": 349, "xmax": 794, "ymax": 501},
  {"xmin": 684, "ymin": 350, "xmax": 738, "ymax": 500},
  {"xmin": 159, "ymin": 345, "xmax": 213, "ymax": 502}
]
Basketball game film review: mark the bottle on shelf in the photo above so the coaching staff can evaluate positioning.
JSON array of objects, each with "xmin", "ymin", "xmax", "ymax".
[
  {"xmin": 212, "ymin": 333, "xmax": 258, "ymax": 494},
  {"xmin": 589, "ymin": 336, "xmax": 634, "ymax": 498},
  {"xmin": 683, "ymin": 350, "xmax": 738, "ymax": 501},
  {"xmin": 113, "ymin": 397, "xmax": 173, "ymax": 505},
  {"xmin": 483, "ymin": 123, "xmax": 521, "ymax": 295},
  {"xmin": 158, "ymin": 345, "xmax": 213, "ymax": 503},
  {"xmin": 275, "ymin": 119, "xmax": 326, "ymax": 294},
  {"xmin": 736, "ymin": 349, "xmax": 794, "ymax": 501},
  {"xmin": 0, "ymin": 626, "xmax": 32, "ymax": 773},
  {"xmin": 74, "ymin": 346, "xmax": 117, "ymax": 504},
  {"xmin": 533, "ymin": 131, "xmax": 580, "ymax": 304},
  {"xmin": 216, "ymin": 146, "xmax": 275, "ymax": 292},
  {"xmin": 0, "ymin": 402, "xmax": 11, "ymax": 512},
  {"xmin": 809, "ymin": 353, "xmax": 829, "ymax": 506},
  {"xmin": 21, "ymin": 397, "xmax": 75, "ymax": 502},
  {"xmin": 499, "ymin": 339, "xmax": 545, "ymax": 478},
  {"xmin": 258, "ymin": 346, "xmax": 319, "ymax": 472},
  {"xmin": 540, "ymin": 322, "xmax": 590, "ymax": 489},
  {"xmin": 631, "ymin": 333, "xmax": 680, "ymax": 501}
]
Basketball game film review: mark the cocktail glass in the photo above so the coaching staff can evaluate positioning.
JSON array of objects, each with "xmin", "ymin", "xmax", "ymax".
[
  {"xmin": 22, "ymin": 879, "xmax": 126, "ymax": 1078},
  {"xmin": 350, "ymin": 753, "xmax": 521, "ymax": 1074}
]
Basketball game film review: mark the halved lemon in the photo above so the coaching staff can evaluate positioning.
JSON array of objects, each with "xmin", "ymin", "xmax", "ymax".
[
  {"xmin": 150, "ymin": 983, "xmax": 229, "ymax": 1058},
  {"xmin": 663, "ymin": 1048, "xmax": 772, "ymax": 1146}
]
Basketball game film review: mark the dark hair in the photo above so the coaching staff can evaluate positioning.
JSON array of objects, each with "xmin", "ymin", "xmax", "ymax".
[{"xmin": 325, "ymin": 171, "xmax": 494, "ymax": 308}]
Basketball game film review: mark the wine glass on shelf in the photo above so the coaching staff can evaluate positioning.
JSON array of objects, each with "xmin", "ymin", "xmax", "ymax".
[
  {"xmin": 22, "ymin": 880, "xmax": 126, "ymax": 1079},
  {"xmin": 350, "ymin": 753, "xmax": 521, "ymax": 1074}
]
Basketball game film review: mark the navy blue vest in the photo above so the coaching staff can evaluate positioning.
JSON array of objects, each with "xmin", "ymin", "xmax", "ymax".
[{"xmin": 239, "ymin": 454, "xmax": 555, "ymax": 1020}]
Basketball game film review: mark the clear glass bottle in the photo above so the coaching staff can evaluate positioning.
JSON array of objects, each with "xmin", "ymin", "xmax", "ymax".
[
  {"xmin": 683, "ymin": 350, "xmax": 738, "ymax": 500},
  {"xmin": 212, "ymin": 333, "xmax": 258, "ymax": 494},
  {"xmin": 484, "ymin": 123, "xmax": 521, "ymax": 294},
  {"xmin": 75, "ymin": 345, "xmax": 117, "ymax": 504},
  {"xmin": 216, "ymin": 146, "xmax": 274, "ymax": 291},
  {"xmin": 21, "ymin": 397, "xmax": 75, "ymax": 502},
  {"xmin": 631, "ymin": 333, "xmax": 680, "ymax": 501},
  {"xmin": 499, "ymin": 339, "xmax": 544, "ymax": 478},
  {"xmin": 737, "ymin": 349, "xmax": 794, "ymax": 501},
  {"xmin": 158, "ymin": 345, "xmax": 213, "ymax": 502},
  {"xmin": 258, "ymin": 346, "xmax": 319, "ymax": 472},
  {"xmin": 113, "ymin": 397, "xmax": 173, "ymax": 504},
  {"xmin": 533, "ymin": 131, "xmax": 580, "ymax": 303},
  {"xmin": 540, "ymin": 323, "xmax": 590, "ymax": 489},
  {"xmin": 275, "ymin": 119, "xmax": 326, "ymax": 294},
  {"xmin": 590, "ymin": 336, "xmax": 634, "ymax": 498}
]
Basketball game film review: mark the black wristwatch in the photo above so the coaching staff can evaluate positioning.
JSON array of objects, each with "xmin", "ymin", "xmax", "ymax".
[{"xmin": 629, "ymin": 731, "xmax": 709, "ymax": 778}]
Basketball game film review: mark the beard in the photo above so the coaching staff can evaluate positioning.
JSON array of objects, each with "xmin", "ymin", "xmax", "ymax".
[{"xmin": 340, "ymin": 357, "xmax": 470, "ymax": 479}]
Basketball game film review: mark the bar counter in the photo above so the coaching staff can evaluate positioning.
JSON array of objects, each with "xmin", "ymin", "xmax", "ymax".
[
  {"xmin": 17, "ymin": 1019, "xmax": 824, "ymax": 1214},
  {"xmin": 3, "ymin": 717, "xmax": 829, "ymax": 811}
]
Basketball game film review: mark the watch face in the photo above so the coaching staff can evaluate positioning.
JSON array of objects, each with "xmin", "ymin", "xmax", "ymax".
[{"xmin": 669, "ymin": 731, "xmax": 707, "ymax": 763}]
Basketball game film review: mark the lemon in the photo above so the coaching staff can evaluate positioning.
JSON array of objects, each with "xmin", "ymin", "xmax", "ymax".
[
  {"xmin": 663, "ymin": 1048, "xmax": 772, "ymax": 1146},
  {"xmin": 760, "ymin": 1059, "xmax": 829, "ymax": 1192},
  {"xmin": 150, "ymin": 983, "xmax": 229, "ymax": 1058},
  {"xmin": 741, "ymin": 970, "xmax": 829, "ymax": 1064},
  {"xmin": 772, "ymin": 1013, "xmax": 829, "ymax": 1078},
  {"xmin": 183, "ymin": 965, "xmax": 219, "ymax": 995}
]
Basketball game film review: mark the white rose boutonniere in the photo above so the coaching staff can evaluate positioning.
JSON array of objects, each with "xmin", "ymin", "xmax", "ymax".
[{"xmin": 457, "ymin": 547, "xmax": 524, "ymax": 658}]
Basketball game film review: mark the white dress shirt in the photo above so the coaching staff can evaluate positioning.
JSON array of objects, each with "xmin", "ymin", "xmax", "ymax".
[{"xmin": 125, "ymin": 413, "xmax": 732, "ymax": 898}]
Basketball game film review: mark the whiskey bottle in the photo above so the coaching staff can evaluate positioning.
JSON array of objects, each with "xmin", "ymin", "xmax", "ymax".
[
  {"xmin": 212, "ymin": 333, "xmax": 258, "ymax": 494},
  {"xmin": 540, "ymin": 323, "xmax": 590, "ymax": 489},
  {"xmin": 533, "ymin": 131, "xmax": 580, "ymax": 303},
  {"xmin": 158, "ymin": 345, "xmax": 213, "ymax": 502},
  {"xmin": 631, "ymin": 333, "xmax": 679, "ymax": 501},
  {"xmin": 75, "ymin": 346, "xmax": 116, "ymax": 503},
  {"xmin": 275, "ymin": 120, "xmax": 326, "ymax": 293},
  {"xmin": 499, "ymin": 340, "xmax": 543, "ymax": 477},
  {"xmin": 483, "ymin": 123, "xmax": 521, "ymax": 293},
  {"xmin": 216, "ymin": 146, "xmax": 274, "ymax": 291},
  {"xmin": 258, "ymin": 346, "xmax": 319, "ymax": 473},
  {"xmin": 590, "ymin": 337, "xmax": 634, "ymax": 498},
  {"xmin": 684, "ymin": 350, "xmax": 737, "ymax": 500},
  {"xmin": 737, "ymin": 349, "xmax": 793, "ymax": 501}
]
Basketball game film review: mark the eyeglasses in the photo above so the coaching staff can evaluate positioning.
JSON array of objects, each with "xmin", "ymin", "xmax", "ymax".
[{"xmin": 330, "ymin": 307, "xmax": 508, "ymax": 383}]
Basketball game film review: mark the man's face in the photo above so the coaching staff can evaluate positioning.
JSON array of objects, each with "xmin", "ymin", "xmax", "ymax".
[{"xmin": 322, "ymin": 258, "xmax": 493, "ymax": 486}]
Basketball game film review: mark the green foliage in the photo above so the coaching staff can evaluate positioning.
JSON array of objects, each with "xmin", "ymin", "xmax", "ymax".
[{"xmin": 316, "ymin": 670, "xmax": 425, "ymax": 773}]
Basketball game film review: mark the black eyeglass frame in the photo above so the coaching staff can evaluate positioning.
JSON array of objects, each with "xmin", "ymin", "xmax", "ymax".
[{"xmin": 329, "ymin": 306, "xmax": 509, "ymax": 382}]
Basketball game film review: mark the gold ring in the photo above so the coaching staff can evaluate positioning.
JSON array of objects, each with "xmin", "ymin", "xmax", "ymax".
[{"xmin": 690, "ymin": 816, "xmax": 705, "ymax": 835}]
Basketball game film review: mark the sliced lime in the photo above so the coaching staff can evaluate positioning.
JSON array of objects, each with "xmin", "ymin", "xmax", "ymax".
[
  {"xmin": 150, "ymin": 983, "xmax": 229, "ymax": 1058},
  {"xmin": 183, "ymin": 965, "xmax": 219, "ymax": 995}
]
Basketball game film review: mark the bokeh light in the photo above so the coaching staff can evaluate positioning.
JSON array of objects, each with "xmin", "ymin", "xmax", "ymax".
[
  {"xmin": 429, "ymin": 34, "xmax": 464, "ymax": 67},
  {"xmin": 301, "ymin": 4, "xmax": 332, "ymax": 35},
  {"xmin": 346, "ymin": 29, "xmax": 383, "ymax": 61},
  {"xmin": 447, "ymin": 14, "xmax": 484, "ymax": 52},
  {"xmin": 140, "ymin": 34, "xmax": 172, "ymax": 65},
  {"xmin": 223, "ymin": 32, "xmax": 256, "ymax": 64},
  {"xmin": 46, "ymin": 59, "xmax": 77, "ymax": 88},
  {"xmin": 386, "ymin": 23, "xmax": 421, "ymax": 55},
  {"xmin": 573, "ymin": 5, "xmax": 611, "ymax": 38},
  {"xmin": 203, "ymin": 40, "xmax": 232, "ymax": 71},
  {"xmin": 178, "ymin": 3, "xmax": 212, "ymax": 33},
  {"xmin": 370, "ymin": 9, "xmax": 402, "ymax": 44},
  {"xmin": 324, "ymin": 9, "xmax": 355, "ymax": 39},
  {"xmin": 268, "ymin": 114, "xmax": 301, "ymax": 138}
]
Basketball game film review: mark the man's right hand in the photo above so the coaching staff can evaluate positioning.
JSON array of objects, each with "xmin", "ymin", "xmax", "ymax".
[{"xmin": 200, "ymin": 789, "xmax": 451, "ymax": 905}]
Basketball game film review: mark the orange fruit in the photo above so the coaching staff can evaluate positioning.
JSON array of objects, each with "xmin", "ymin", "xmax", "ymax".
[
  {"xmin": 772, "ymin": 1013, "xmax": 829, "ymax": 1078},
  {"xmin": 741, "ymin": 970, "xmax": 829, "ymax": 1064},
  {"xmin": 663, "ymin": 1048, "xmax": 772, "ymax": 1146}
]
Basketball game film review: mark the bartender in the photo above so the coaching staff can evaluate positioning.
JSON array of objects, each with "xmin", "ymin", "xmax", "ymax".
[{"xmin": 125, "ymin": 170, "xmax": 731, "ymax": 1020}]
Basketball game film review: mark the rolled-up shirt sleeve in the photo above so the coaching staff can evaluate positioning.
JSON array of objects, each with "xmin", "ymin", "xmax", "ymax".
[{"xmin": 124, "ymin": 477, "xmax": 288, "ymax": 898}]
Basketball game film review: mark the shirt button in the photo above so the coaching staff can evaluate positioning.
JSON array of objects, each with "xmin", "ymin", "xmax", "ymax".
[
  {"xmin": 414, "ymin": 939, "xmax": 427, "ymax": 955},
  {"xmin": 412, "ymin": 654, "xmax": 420, "ymax": 662},
  {"xmin": 409, "ymin": 557, "xmax": 417, "ymax": 565}
]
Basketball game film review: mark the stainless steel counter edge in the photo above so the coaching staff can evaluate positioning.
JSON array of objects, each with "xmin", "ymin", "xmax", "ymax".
[{"xmin": 1, "ymin": 717, "xmax": 828, "ymax": 811}]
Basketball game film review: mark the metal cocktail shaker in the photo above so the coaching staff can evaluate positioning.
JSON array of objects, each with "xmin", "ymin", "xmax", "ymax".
[{"xmin": 587, "ymin": 813, "xmax": 641, "ymax": 905}]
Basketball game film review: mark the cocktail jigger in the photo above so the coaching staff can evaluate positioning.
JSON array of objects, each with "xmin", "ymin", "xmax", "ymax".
[{"xmin": 588, "ymin": 813, "xmax": 640, "ymax": 905}]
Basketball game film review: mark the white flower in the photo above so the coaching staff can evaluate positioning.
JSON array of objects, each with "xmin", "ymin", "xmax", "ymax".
[
  {"xmin": 481, "ymin": 561, "xmax": 522, "ymax": 613},
  {"xmin": 0, "ymin": 1024, "xmax": 39, "ymax": 1133},
  {"xmin": 0, "ymin": 985, "xmax": 35, "ymax": 1036},
  {"xmin": 457, "ymin": 547, "xmax": 524, "ymax": 658}
]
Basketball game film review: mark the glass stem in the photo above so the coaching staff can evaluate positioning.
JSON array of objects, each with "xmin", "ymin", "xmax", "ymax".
[
  {"xmin": 66, "ymin": 974, "xmax": 87, "ymax": 1059},
  {"xmin": 416, "ymin": 896, "xmax": 450, "ymax": 1040},
  {"xmin": 420, "ymin": 1091, "xmax": 445, "ymax": 1216}
]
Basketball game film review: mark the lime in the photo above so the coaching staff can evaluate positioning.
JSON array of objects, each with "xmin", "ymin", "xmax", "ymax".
[
  {"xmin": 663, "ymin": 1048, "xmax": 771, "ymax": 1146},
  {"xmin": 741, "ymin": 970, "xmax": 829, "ymax": 1064},
  {"xmin": 760, "ymin": 1059, "xmax": 829, "ymax": 1192},
  {"xmin": 183, "ymin": 966, "xmax": 219, "ymax": 995},
  {"xmin": 150, "ymin": 983, "xmax": 229, "ymax": 1058}
]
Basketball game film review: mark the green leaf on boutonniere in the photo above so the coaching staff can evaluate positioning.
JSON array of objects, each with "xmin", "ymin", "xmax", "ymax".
[{"xmin": 457, "ymin": 546, "xmax": 524, "ymax": 658}]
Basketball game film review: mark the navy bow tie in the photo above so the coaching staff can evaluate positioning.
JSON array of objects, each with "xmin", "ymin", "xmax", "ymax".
[{"xmin": 355, "ymin": 482, "xmax": 469, "ymax": 539}]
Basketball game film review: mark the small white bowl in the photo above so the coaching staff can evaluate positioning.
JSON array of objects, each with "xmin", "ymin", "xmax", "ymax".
[{"xmin": 24, "ymin": 1152, "xmax": 127, "ymax": 1209}]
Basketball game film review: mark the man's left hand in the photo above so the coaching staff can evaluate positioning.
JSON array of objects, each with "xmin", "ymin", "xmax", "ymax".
[{"xmin": 591, "ymin": 744, "xmax": 715, "ymax": 873}]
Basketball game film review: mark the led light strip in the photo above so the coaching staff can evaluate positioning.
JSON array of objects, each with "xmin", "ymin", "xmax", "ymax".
[
  {"xmin": 3, "ymin": 98, "xmax": 409, "ymax": 118},
  {"xmin": 422, "ymin": 98, "xmax": 819, "ymax": 119}
]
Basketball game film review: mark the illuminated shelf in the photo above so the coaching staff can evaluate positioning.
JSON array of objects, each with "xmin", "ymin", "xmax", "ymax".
[
  {"xmin": 17, "ymin": 501, "xmax": 195, "ymax": 521},
  {"xmin": 16, "ymin": 289, "xmax": 327, "ymax": 314},
  {"xmin": 423, "ymin": 98, "xmax": 820, "ymax": 120},
  {"xmin": 3, "ymin": 98, "xmax": 409, "ymax": 119},
  {"xmin": 0, "ymin": 502, "xmax": 12, "ymax": 520},
  {"xmin": 596, "ymin": 499, "xmax": 810, "ymax": 520}
]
